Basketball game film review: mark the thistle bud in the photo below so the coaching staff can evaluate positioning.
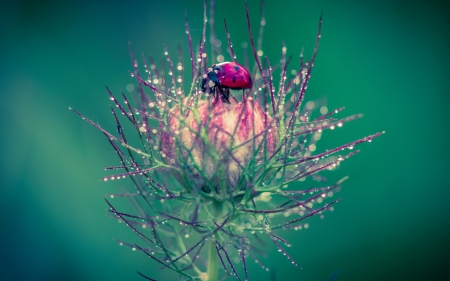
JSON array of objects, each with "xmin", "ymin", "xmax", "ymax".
[{"xmin": 160, "ymin": 93, "xmax": 278, "ymax": 192}]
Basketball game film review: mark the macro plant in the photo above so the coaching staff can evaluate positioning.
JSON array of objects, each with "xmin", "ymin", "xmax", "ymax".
[{"xmin": 71, "ymin": 1, "xmax": 383, "ymax": 280}]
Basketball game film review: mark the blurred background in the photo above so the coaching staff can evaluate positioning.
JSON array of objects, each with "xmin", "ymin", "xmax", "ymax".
[{"xmin": 1, "ymin": 0, "xmax": 449, "ymax": 280}]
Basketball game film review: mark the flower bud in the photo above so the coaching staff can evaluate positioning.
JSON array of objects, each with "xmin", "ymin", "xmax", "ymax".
[{"xmin": 160, "ymin": 94, "xmax": 278, "ymax": 191}]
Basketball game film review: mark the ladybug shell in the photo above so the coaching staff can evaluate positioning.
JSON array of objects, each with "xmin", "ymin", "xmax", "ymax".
[{"xmin": 214, "ymin": 62, "xmax": 252, "ymax": 89}]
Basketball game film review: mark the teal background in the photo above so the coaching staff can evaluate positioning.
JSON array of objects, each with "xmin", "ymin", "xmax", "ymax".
[{"xmin": 1, "ymin": 0, "xmax": 449, "ymax": 280}]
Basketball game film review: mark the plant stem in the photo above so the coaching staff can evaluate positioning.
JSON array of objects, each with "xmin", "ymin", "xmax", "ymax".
[
  {"xmin": 206, "ymin": 239, "xmax": 219, "ymax": 281},
  {"xmin": 206, "ymin": 200, "xmax": 223, "ymax": 281}
]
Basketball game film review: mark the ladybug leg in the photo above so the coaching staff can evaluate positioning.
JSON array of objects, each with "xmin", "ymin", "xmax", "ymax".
[
  {"xmin": 207, "ymin": 71, "xmax": 230, "ymax": 102},
  {"xmin": 219, "ymin": 86, "xmax": 231, "ymax": 104}
]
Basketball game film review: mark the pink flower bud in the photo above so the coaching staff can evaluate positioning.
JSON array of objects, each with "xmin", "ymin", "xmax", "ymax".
[{"xmin": 160, "ymin": 95, "xmax": 278, "ymax": 189}]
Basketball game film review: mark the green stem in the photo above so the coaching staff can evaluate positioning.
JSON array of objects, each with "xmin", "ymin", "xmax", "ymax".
[
  {"xmin": 206, "ymin": 201, "xmax": 223, "ymax": 281},
  {"xmin": 206, "ymin": 239, "xmax": 218, "ymax": 281}
]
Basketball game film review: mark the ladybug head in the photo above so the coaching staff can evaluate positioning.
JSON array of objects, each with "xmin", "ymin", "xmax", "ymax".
[{"xmin": 200, "ymin": 69, "xmax": 220, "ymax": 93}]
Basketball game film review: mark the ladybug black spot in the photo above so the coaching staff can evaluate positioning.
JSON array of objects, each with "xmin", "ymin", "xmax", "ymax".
[{"xmin": 233, "ymin": 65, "xmax": 239, "ymax": 71}]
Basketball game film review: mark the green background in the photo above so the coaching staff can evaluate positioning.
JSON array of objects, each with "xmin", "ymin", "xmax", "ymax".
[{"xmin": 1, "ymin": 0, "xmax": 449, "ymax": 280}]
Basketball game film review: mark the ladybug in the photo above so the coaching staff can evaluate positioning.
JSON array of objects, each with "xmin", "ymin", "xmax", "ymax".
[{"xmin": 201, "ymin": 62, "xmax": 252, "ymax": 103}]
